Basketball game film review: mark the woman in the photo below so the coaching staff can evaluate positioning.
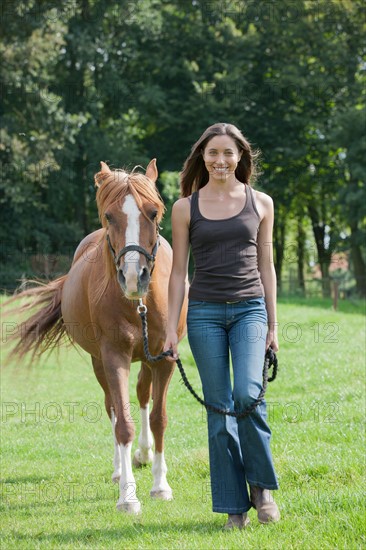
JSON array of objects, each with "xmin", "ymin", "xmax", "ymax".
[{"xmin": 163, "ymin": 122, "xmax": 280, "ymax": 530}]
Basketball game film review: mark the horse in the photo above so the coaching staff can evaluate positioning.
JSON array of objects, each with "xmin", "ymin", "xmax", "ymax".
[{"xmin": 5, "ymin": 159, "xmax": 188, "ymax": 514}]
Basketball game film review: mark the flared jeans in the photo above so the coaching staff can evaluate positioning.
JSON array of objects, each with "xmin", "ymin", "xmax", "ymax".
[{"xmin": 187, "ymin": 297, "xmax": 279, "ymax": 514}]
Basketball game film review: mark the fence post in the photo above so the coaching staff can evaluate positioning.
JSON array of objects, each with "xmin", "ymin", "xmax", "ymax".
[{"xmin": 333, "ymin": 281, "xmax": 339, "ymax": 311}]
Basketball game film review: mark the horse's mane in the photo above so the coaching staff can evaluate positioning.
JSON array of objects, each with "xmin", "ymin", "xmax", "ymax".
[
  {"xmin": 95, "ymin": 168, "xmax": 165, "ymax": 225},
  {"xmin": 93, "ymin": 167, "xmax": 165, "ymax": 302}
]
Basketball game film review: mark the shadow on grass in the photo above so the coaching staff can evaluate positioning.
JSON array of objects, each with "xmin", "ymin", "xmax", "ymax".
[
  {"xmin": 2, "ymin": 475, "xmax": 56, "ymax": 484},
  {"xmin": 4, "ymin": 518, "xmax": 272, "ymax": 545}
]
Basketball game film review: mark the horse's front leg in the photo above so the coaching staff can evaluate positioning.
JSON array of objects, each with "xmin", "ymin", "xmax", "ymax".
[
  {"xmin": 133, "ymin": 362, "xmax": 154, "ymax": 467},
  {"xmin": 110, "ymin": 407, "xmax": 122, "ymax": 482},
  {"xmin": 91, "ymin": 358, "xmax": 122, "ymax": 483},
  {"xmin": 102, "ymin": 347, "xmax": 141, "ymax": 514},
  {"xmin": 149, "ymin": 360, "xmax": 175, "ymax": 500}
]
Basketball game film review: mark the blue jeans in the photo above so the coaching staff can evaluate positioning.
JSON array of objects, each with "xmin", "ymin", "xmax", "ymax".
[{"xmin": 187, "ymin": 297, "xmax": 279, "ymax": 514}]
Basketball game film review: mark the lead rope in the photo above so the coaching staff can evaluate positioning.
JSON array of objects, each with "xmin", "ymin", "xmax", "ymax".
[{"xmin": 137, "ymin": 300, "xmax": 278, "ymax": 420}]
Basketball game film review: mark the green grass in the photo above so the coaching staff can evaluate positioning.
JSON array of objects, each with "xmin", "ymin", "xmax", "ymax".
[{"xmin": 1, "ymin": 297, "xmax": 365, "ymax": 549}]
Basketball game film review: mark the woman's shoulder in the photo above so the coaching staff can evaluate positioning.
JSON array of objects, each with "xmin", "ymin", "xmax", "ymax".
[
  {"xmin": 173, "ymin": 195, "xmax": 192, "ymax": 210},
  {"xmin": 251, "ymin": 188, "xmax": 274, "ymax": 221},
  {"xmin": 252, "ymin": 188, "xmax": 273, "ymax": 208},
  {"xmin": 172, "ymin": 196, "xmax": 191, "ymax": 224}
]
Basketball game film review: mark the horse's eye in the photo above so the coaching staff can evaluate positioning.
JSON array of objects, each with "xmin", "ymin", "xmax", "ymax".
[
  {"xmin": 150, "ymin": 210, "xmax": 158, "ymax": 221},
  {"xmin": 105, "ymin": 213, "xmax": 112, "ymax": 223}
]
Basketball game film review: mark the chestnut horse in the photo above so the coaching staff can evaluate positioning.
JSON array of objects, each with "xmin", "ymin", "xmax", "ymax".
[{"xmin": 6, "ymin": 159, "xmax": 187, "ymax": 514}]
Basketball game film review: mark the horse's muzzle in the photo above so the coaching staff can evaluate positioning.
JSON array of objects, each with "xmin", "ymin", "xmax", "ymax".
[{"xmin": 117, "ymin": 265, "xmax": 151, "ymax": 298}]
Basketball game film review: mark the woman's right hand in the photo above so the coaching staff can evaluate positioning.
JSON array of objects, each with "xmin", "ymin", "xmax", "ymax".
[{"xmin": 163, "ymin": 331, "xmax": 179, "ymax": 362}]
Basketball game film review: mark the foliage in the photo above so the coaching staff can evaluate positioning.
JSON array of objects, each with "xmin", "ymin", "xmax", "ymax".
[{"xmin": 1, "ymin": 0, "xmax": 365, "ymax": 294}]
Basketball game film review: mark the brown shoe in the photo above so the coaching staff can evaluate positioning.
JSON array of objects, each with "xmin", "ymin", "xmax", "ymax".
[
  {"xmin": 223, "ymin": 513, "xmax": 250, "ymax": 530},
  {"xmin": 250, "ymin": 486, "xmax": 280, "ymax": 523}
]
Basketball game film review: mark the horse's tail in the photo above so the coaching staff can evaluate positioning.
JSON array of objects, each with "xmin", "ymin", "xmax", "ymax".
[{"xmin": 3, "ymin": 275, "xmax": 69, "ymax": 364}]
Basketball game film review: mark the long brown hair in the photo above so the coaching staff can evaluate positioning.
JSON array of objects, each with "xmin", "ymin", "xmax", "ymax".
[{"xmin": 180, "ymin": 123, "xmax": 260, "ymax": 197}]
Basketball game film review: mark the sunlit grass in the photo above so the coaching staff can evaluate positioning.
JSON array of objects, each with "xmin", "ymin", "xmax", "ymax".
[{"xmin": 1, "ymin": 297, "xmax": 365, "ymax": 549}]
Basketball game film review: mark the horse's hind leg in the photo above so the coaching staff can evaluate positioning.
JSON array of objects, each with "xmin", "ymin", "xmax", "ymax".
[
  {"xmin": 133, "ymin": 362, "xmax": 154, "ymax": 467},
  {"xmin": 149, "ymin": 360, "xmax": 175, "ymax": 500},
  {"xmin": 92, "ymin": 357, "xmax": 121, "ymax": 483}
]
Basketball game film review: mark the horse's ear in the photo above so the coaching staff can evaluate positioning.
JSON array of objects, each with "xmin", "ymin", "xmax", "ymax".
[
  {"xmin": 100, "ymin": 161, "xmax": 111, "ymax": 173},
  {"xmin": 145, "ymin": 158, "xmax": 158, "ymax": 184},
  {"xmin": 95, "ymin": 161, "xmax": 112, "ymax": 187}
]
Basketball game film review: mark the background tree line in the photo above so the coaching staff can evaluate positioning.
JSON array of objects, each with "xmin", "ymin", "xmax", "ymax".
[{"xmin": 1, "ymin": 0, "xmax": 365, "ymax": 296}]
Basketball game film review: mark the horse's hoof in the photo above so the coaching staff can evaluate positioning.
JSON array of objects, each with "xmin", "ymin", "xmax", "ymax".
[
  {"xmin": 133, "ymin": 449, "xmax": 153, "ymax": 468},
  {"xmin": 116, "ymin": 500, "xmax": 141, "ymax": 514},
  {"xmin": 132, "ymin": 454, "xmax": 143, "ymax": 468},
  {"xmin": 150, "ymin": 489, "xmax": 173, "ymax": 501}
]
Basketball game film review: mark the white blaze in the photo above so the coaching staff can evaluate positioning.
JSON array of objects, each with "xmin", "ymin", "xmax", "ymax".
[{"xmin": 121, "ymin": 194, "xmax": 140, "ymax": 291}]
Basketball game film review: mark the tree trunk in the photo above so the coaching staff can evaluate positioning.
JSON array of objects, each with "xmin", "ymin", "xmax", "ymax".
[
  {"xmin": 65, "ymin": 29, "xmax": 89, "ymax": 236},
  {"xmin": 350, "ymin": 226, "xmax": 366, "ymax": 297},
  {"xmin": 297, "ymin": 217, "xmax": 306, "ymax": 295},
  {"xmin": 74, "ymin": 152, "xmax": 89, "ymax": 235},
  {"xmin": 307, "ymin": 203, "xmax": 332, "ymax": 298},
  {"xmin": 274, "ymin": 215, "xmax": 286, "ymax": 293}
]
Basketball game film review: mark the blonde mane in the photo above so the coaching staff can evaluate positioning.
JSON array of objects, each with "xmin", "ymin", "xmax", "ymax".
[
  {"xmin": 95, "ymin": 168, "xmax": 165, "ymax": 225},
  {"xmin": 93, "ymin": 167, "xmax": 165, "ymax": 302}
]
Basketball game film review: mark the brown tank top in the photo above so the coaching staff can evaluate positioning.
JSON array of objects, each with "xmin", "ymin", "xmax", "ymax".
[{"xmin": 189, "ymin": 184, "xmax": 264, "ymax": 302}]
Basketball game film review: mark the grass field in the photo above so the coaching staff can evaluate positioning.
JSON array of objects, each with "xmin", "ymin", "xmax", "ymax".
[{"xmin": 1, "ymin": 297, "xmax": 365, "ymax": 549}]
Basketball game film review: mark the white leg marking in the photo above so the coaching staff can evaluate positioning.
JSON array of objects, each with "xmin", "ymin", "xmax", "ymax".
[
  {"xmin": 116, "ymin": 442, "xmax": 141, "ymax": 514},
  {"xmin": 134, "ymin": 406, "xmax": 154, "ymax": 466},
  {"xmin": 122, "ymin": 194, "xmax": 140, "ymax": 293},
  {"xmin": 110, "ymin": 408, "xmax": 122, "ymax": 483},
  {"xmin": 150, "ymin": 452, "xmax": 173, "ymax": 500}
]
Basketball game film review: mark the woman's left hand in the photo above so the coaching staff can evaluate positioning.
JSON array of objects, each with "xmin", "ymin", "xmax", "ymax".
[{"xmin": 266, "ymin": 329, "xmax": 279, "ymax": 352}]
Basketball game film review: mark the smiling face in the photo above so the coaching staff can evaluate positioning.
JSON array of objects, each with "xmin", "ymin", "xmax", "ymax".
[{"xmin": 202, "ymin": 135, "xmax": 242, "ymax": 183}]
